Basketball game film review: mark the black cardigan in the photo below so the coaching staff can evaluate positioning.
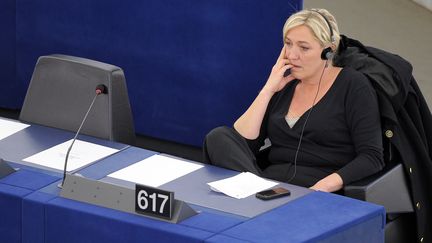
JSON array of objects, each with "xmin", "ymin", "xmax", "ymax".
[{"xmin": 334, "ymin": 35, "xmax": 432, "ymax": 243}]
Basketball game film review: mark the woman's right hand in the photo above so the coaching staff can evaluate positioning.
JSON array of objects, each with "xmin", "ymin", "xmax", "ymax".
[
  {"xmin": 262, "ymin": 45, "xmax": 293, "ymax": 95},
  {"xmin": 234, "ymin": 46, "xmax": 293, "ymax": 139}
]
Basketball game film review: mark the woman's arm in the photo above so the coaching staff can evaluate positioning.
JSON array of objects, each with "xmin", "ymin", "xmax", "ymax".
[
  {"xmin": 234, "ymin": 45, "xmax": 293, "ymax": 139},
  {"xmin": 311, "ymin": 74, "xmax": 384, "ymax": 192},
  {"xmin": 310, "ymin": 173, "xmax": 343, "ymax": 192}
]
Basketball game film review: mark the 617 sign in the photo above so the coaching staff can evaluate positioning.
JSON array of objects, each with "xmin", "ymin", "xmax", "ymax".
[{"xmin": 135, "ymin": 184, "xmax": 174, "ymax": 219}]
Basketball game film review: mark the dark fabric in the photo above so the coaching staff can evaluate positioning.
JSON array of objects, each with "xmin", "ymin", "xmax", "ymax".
[
  {"xmin": 260, "ymin": 67, "xmax": 384, "ymax": 185},
  {"xmin": 334, "ymin": 35, "xmax": 432, "ymax": 243},
  {"xmin": 204, "ymin": 126, "xmax": 330, "ymax": 187},
  {"xmin": 204, "ymin": 126, "xmax": 261, "ymax": 174},
  {"xmin": 203, "ymin": 69, "xmax": 385, "ymax": 188}
]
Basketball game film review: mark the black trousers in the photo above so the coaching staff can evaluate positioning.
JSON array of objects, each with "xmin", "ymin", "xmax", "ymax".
[{"xmin": 203, "ymin": 126, "xmax": 320, "ymax": 187}]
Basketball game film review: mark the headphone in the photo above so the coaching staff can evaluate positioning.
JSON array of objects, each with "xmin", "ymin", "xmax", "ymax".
[{"xmin": 311, "ymin": 9, "xmax": 335, "ymax": 61}]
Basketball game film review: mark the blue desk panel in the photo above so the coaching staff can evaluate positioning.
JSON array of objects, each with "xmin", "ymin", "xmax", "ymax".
[
  {"xmin": 0, "ymin": 184, "xmax": 32, "ymax": 243},
  {"xmin": 217, "ymin": 191, "xmax": 385, "ymax": 243},
  {"xmin": 22, "ymin": 191, "xmax": 57, "ymax": 243},
  {"xmin": 0, "ymin": 167, "xmax": 60, "ymax": 191},
  {"xmin": 44, "ymin": 197, "xmax": 217, "ymax": 243},
  {"xmin": 0, "ymin": 169, "xmax": 60, "ymax": 243},
  {"xmin": 21, "ymin": 187, "xmax": 385, "ymax": 243}
]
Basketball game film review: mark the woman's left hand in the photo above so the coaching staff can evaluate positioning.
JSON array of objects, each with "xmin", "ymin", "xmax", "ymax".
[{"xmin": 309, "ymin": 173, "xmax": 344, "ymax": 192}]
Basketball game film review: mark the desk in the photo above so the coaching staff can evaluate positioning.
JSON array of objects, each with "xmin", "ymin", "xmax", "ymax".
[
  {"xmin": 0, "ymin": 118, "xmax": 131, "ymax": 243},
  {"xmin": 101, "ymin": 152, "xmax": 312, "ymax": 218},
  {"xmin": 0, "ymin": 121, "xmax": 128, "ymax": 173},
  {"xmin": 0, "ymin": 118, "xmax": 385, "ymax": 243}
]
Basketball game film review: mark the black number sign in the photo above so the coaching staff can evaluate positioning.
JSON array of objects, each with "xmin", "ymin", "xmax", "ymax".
[{"xmin": 135, "ymin": 184, "xmax": 174, "ymax": 219}]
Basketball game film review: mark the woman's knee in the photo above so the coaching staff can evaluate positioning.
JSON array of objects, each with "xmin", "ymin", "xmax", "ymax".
[{"xmin": 204, "ymin": 126, "xmax": 235, "ymax": 147}]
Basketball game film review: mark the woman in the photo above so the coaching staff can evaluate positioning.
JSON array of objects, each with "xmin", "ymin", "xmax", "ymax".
[{"xmin": 203, "ymin": 9, "xmax": 384, "ymax": 192}]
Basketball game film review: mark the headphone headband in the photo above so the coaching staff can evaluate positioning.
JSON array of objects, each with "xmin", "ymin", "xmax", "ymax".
[{"xmin": 311, "ymin": 9, "xmax": 335, "ymax": 44}]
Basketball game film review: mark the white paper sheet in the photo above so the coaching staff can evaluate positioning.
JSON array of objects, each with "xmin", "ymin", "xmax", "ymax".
[
  {"xmin": 207, "ymin": 172, "xmax": 278, "ymax": 199},
  {"xmin": 107, "ymin": 154, "xmax": 204, "ymax": 187},
  {"xmin": 23, "ymin": 139, "xmax": 119, "ymax": 171},
  {"xmin": 0, "ymin": 118, "xmax": 30, "ymax": 140}
]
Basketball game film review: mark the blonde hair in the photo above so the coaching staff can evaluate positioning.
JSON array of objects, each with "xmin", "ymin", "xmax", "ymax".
[{"xmin": 282, "ymin": 9, "xmax": 340, "ymax": 51}]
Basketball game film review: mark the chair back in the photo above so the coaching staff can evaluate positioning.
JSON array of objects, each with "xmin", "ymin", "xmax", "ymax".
[{"xmin": 20, "ymin": 54, "xmax": 135, "ymax": 145}]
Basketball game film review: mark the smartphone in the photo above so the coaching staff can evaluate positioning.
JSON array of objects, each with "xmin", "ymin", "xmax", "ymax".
[
  {"xmin": 256, "ymin": 187, "xmax": 291, "ymax": 200},
  {"xmin": 283, "ymin": 68, "xmax": 291, "ymax": 77}
]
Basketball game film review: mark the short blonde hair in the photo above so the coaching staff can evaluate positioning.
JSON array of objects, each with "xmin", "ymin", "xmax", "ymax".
[{"xmin": 282, "ymin": 9, "xmax": 340, "ymax": 51}]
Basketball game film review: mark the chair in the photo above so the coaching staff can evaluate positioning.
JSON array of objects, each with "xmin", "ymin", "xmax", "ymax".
[
  {"xmin": 344, "ymin": 161, "xmax": 415, "ymax": 243},
  {"xmin": 19, "ymin": 54, "xmax": 135, "ymax": 145}
]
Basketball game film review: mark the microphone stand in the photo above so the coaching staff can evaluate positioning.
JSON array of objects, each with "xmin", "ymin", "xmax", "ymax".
[{"xmin": 59, "ymin": 87, "xmax": 104, "ymax": 188}]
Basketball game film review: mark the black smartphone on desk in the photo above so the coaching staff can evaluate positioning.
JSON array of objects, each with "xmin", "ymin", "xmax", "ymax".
[{"xmin": 256, "ymin": 187, "xmax": 291, "ymax": 200}]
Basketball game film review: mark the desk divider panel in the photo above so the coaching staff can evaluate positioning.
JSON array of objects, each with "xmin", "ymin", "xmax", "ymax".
[
  {"xmin": 0, "ymin": 158, "xmax": 16, "ymax": 178},
  {"xmin": 60, "ymin": 174, "xmax": 197, "ymax": 223}
]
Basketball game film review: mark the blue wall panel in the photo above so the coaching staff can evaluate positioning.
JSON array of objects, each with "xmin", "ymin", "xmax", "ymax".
[
  {"xmin": 7, "ymin": 0, "xmax": 302, "ymax": 145},
  {"xmin": 0, "ymin": 0, "xmax": 18, "ymax": 108}
]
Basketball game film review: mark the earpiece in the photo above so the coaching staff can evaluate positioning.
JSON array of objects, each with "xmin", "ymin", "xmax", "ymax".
[
  {"xmin": 321, "ymin": 47, "xmax": 334, "ymax": 60},
  {"xmin": 311, "ymin": 9, "xmax": 335, "ymax": 61}
]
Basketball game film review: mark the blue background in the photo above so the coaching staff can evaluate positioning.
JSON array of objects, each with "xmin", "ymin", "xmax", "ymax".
[{"xmin": 0, "ymin": 0, "xmax": 302, "ymax": 146}]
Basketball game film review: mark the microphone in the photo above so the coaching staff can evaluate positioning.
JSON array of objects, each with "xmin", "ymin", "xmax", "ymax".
[
  {"xmin": 96, "ymin": 84, "xmax": 107, "ymax": 94},
  {"xmin": 59, "ymin": 84, "xmax": 107, "ymax": 188}
]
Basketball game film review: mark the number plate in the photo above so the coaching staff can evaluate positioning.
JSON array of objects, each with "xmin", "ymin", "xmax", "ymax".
[{"xmin": 135, "ymin": 184, "xmax": 174, "ymax": 219}]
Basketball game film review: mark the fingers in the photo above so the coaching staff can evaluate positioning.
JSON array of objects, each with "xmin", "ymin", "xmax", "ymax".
[
  {"xmin": 275, "ymin": 45, "xmax": 290, "ymax": 69},
  {"xmin": 282, "ymin": 66, "xmax": 291, "ymax": 78},
  {"xmin": 276, "ymin": 60, "xmax": 292, "ymax": 74},
  {"xmin": 265, "ymin": 45, "xmax": 294, "ymax": 92},
  {"xmin": 274, "ymin": 55, "xmax": 290, "ymax": 70},
  {"xmin": 278, "ymin": 45, "xmax": 286, "ymax": 60},
  {"xmin": 279, "ymin": 59, "xmax": 290, "ymax": 66},
  {"xmin": 276, "ymin": 45, "xmax": 288, "ymax": 67}
]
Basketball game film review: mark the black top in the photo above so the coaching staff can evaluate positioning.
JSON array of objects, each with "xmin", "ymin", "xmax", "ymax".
[{"xmin": 247, "ymin": 67, "xmax": 384, "ymax": 185}]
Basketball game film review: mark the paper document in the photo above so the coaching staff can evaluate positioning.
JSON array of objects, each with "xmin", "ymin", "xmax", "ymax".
[
  {"xmin": 0, "ymin": 118, "xmax": 30, "ymax": 140},
  {"xmin": 208, "ymin": 172, "xmax": 278, "ymax": 199},
  {"xmin": 23, "ymin": 139, "xmax": 119, "ymax": 171},
  {"xmin": 108, "ymin": 154, "xmax": 203, "ymax": 187}
]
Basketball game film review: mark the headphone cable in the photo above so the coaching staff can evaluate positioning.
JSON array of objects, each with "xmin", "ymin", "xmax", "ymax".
[{"xmin": 286, "ymin": 61, "xmax": 327, "ymax": 183}]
